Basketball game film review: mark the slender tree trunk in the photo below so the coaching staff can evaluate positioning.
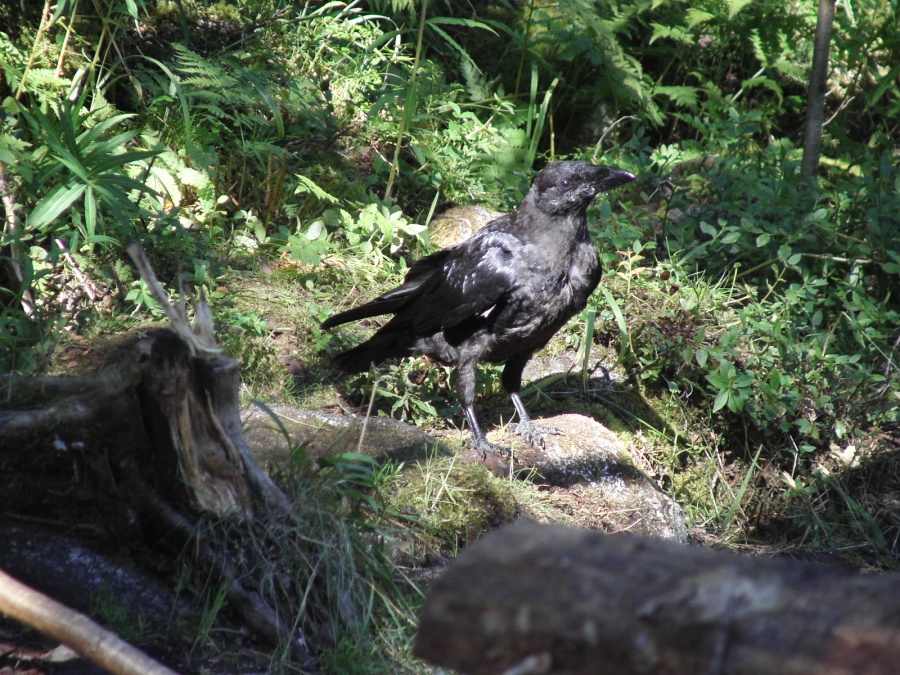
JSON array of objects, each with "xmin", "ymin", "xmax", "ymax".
[{"xmin": 800, "ymin": 0, "xmax": 837, "ymax": 185}]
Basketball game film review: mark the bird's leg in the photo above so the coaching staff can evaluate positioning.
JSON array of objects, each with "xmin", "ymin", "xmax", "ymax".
[
  {"xmin": 508, "ymin": 392, "xmax": 562, "ymax": 448},
  {"xmin": 458, "ymin": 355, "xmax": 511, "ymax": 459},
  {"xmin": 502, "ymin": 356, "xmax": 561, "ymax": 449}
]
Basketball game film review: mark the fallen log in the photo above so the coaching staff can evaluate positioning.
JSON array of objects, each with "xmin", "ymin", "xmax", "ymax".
[{"xmin": 415, "ymin": 522, "xmax": 900, "ymax": 675}]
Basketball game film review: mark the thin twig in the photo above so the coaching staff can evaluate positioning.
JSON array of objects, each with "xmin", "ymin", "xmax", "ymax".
[
  {"xmin": 592, "ymin": 116, "xmax": 639, "ymax": 162},
  {"xmin": 55, "ymin": 238, "xmax": 101, "ymax": 302}
]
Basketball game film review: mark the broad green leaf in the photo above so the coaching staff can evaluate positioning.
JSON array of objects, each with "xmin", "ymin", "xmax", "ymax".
[
  {"xmin": 713, "ymin": 389, "xmax": 730, "ymax": 412},
  {"xmin": 696, "ymin": 348, "xmax": 708, "ymax": 369},
  {"xmin": 727, "ymin": 392, "xmax": 745, "ymax": 413},
  {"xmin": 735, "ymin": 375, "xmax": 754, "ymax": 388},
  {"xmin": 28, "ymin": 183, "xmax": 86, "ymax": 229},
  {"xmin": 721, "ymin": 229, "xmax": 741, "ymax": 244}
]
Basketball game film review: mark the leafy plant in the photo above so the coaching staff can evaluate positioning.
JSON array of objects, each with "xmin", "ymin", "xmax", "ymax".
[{"xmin": 19, "ymin": 96, "xmax": 163, "ymax": 251}]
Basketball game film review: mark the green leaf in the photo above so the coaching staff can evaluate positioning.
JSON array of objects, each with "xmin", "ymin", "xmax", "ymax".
[
  {"xmin": 769, "ymin": 371, "xmax": 783, "ymax": 390},
  {"xmin": 601, "ymin": 287, "xmax": 630, "ymax": 363},
  {"xmin": 139, "ymin": 56, "xmax": 193, "ymax": 146},
  {"xmin": 721, "ymin": 229, "xmax": 741, "ymax": 245},
  {"xmin": 802, "ymin": 207, "xmax": 829, "ymax": 224},
  {"xmin": 713, "ymin": 388, "xmax": 730, "ymax": 412},
  {"xmin": 91, "ymin": 148, "xmax": 161, "ymax": 175},
  {"xmin": 727, "ymin": 391, "xmax": 745, "ymax": 412},
  {"xmin": 649, "ymin": 22, "xmax": 694, "ymax": 45},
  {"xmin": 28, "ymin": 183, "xmax": 86, "ymax": 229},
  {"xmin": 654, "ymin": 85, "xmax": 699, "ymax": 109},
  {"xmin": 84, "ymin": 187, "xmax": 98, "ymax": 239},
  {"xmin": 427, "ymin": 17, "xmax": 497, "ymax": 33},
  {"xmin": 734, "ymin": 374, "xmax": 754, "ymax": 388},
  {"xmin": 727, "ymin": 0, "xmax": 753, "ymax": 18},
  {"xmin": 295, "ymin": 174, "xmax": 339, "ymax": 203},
  {"xmin": 695, "ymin": 347, "xmax": 708, "ymax": 369},
  {"xmin": 741, "ymin": 76, "xmax": 783, "ymax": 105},
  {"xmin": 868, "ymin": 62, "xmax": 900, "ymax": 108},
  {"xmin": 686, "ymin": 9, "xmax": 715, "ymax": 28}
]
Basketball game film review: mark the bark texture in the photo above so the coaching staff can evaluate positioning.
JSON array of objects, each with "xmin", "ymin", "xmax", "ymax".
[
  {"xmin": 415, "ymin": 522, "xmax": 900, "ymax": 675},
  {"xmin": 0, "ymin": 244, "xmax": 309, "ymax": 668},
  {"xmin": 800, "ymin": 0, "xmax": 837, "ymax": 184}
]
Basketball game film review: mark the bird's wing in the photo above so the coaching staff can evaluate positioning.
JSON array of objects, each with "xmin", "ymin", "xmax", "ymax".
[
  {"xmin": 412, "ymin": 229, "xmax": 521, "ymax": 334},
  {"xmin": 323, "ymin": 218, "xmax": 521, "ymax": 333},
  {"xmin": 321, "ymin": 249, "xmax": 451, "ymax": 328}
]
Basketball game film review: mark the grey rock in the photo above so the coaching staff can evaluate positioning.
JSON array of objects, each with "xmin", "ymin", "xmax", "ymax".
[{"xmin": 242, "ymin": 404, "xmax": 451, "ymax": 465}]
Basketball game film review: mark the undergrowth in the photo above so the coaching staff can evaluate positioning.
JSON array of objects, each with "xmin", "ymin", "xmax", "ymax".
[
  {"xmin": 175, "ymin": 446, "xmax": 424, "ymax": 673},
  {"xmin": 1, "ymin": 0, "xmax": 899, "ymax": 670}
]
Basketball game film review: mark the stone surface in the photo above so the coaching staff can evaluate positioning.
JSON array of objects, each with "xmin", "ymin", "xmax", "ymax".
[
  {"xmin": 242, "ymin": 404, "xmax": 451, "ymax": 465},
  {"xmin": 427, "ymin": 205, "xmax": 504, "ymax": 249},
  {"xmin": 244, "ymin": 405, "xmax": 688, "ymax": 542},
  {"xmin": 488, "ymin": 413, "xmax": 688, "ymax": 542}
]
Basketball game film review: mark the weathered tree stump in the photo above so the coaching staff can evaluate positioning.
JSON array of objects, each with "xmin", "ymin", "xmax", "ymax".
[
  {"xmin": 415, "ymin": 522, "xmax": 900, "ymax": 675},
  {"xmin": 0, "ymin": 244, "xmax": 311, "ymax": 670}
]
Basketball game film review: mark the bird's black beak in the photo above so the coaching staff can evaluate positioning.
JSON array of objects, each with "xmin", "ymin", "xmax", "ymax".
[{"xmin": 594, "ymin": 166, "xmax": 636, "ymax": 192}]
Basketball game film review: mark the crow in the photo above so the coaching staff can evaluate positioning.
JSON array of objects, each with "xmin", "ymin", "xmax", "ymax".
[{"xmin": 322, "ymin": 160, "xmax": 636, "ymax": 457}]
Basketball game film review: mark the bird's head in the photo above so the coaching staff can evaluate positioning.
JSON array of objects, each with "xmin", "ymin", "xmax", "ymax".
[{"xmin": 529, "ymin": 160, "xmax": 635, "ymax": 216}]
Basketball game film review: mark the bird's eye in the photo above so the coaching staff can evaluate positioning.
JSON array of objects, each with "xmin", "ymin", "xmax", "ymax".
[{"xmin": 560, "ymin": 179, "xmax": 571, "ymax": 189}]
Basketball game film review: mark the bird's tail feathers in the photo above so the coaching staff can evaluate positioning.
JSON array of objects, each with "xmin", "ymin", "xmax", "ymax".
[
  {"xmin": 321, "ymin": 297, "xmax": 403, "ymax": 329},
  {"xmin": 322, "ymin": 255, "xmax": 444, "ymax": 329},
  {"xmin": 331, "ymin": 330, "xmax": 411, "ymax": 373}
]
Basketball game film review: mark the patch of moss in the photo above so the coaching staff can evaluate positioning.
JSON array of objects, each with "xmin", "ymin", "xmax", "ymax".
[
  {"xmin": 669, "ymin": 455, "xmax": 719, "ymax": 517},
  {"xmin": 383, "ymin": 458, "xmax": 517, "ymax": 560}
]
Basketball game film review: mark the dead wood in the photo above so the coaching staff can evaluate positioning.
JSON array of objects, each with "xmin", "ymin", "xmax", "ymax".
[
  {"xmin": 0, "ymin": 244, "xmax": 307, "ymax": 669},
  {"xmin": 0, "ymin": 568, "xmax": 178, "ymax": 675},
  {"xmin": 415, "ymin": 522, "xmax": 900, "ymax": 675}
]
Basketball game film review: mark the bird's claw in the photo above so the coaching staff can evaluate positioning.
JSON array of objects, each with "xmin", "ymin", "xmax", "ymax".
[
  {"xmin": 508, "ymin": 421, "xmax": 561, "ymax": 449},
  {"xmin": 468, "ymin": 436, "xmax": 512, "ymax": 459}
]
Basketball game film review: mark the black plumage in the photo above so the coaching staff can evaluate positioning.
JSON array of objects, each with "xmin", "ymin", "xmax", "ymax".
[{"xmin": 323, "ymin": 160, "xmax": 636, "ymax": 457}]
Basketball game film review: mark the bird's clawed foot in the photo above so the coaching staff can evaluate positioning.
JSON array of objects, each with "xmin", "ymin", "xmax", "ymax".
[
  {"xmin": 508, "ymin": 420, "xmax": 561, "ymax": 449},
  {"xmin": 468, "ymin": 435, "xmax": 512, "ymax": 460}
]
